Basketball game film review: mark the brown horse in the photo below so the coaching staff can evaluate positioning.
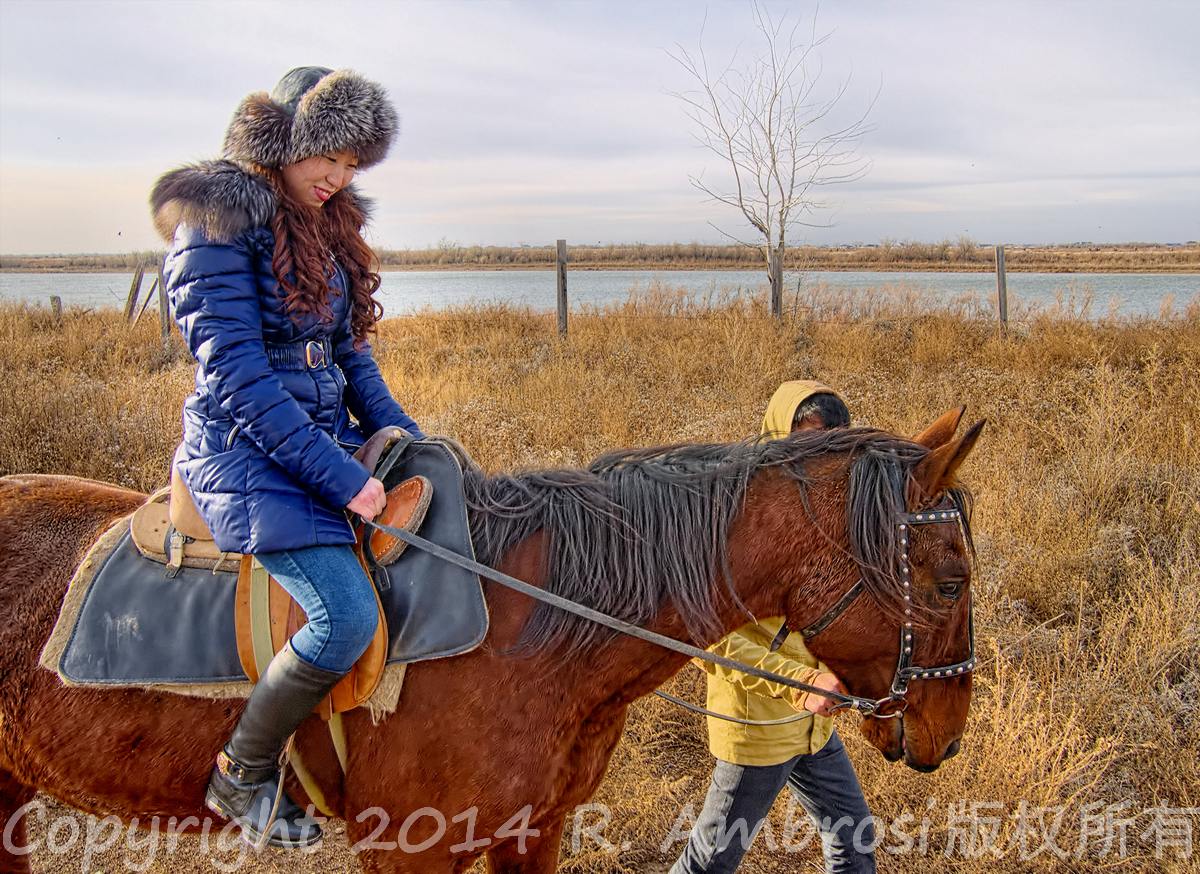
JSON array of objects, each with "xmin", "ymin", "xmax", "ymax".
[{"xmin": 0, "ymin": 413, "xmax": 982, "ymax": 873}]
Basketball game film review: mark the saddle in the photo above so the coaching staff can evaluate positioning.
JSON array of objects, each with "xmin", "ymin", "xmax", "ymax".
[
  {"xmin": 128, "ymin": 427, "xmax": 431, "ymax": 717},
  {"xmin": 44, "ymin": 432, "xmax": 488, "ymax": 706}
]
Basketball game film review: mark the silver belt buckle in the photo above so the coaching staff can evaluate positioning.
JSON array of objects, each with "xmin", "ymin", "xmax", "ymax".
[{"xmin": 304, "ymin": 340, "xmax": 326, "ymax": 369}]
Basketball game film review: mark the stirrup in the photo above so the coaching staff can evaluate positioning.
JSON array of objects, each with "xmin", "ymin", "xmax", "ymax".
[{"xmin": 251, "ymin": 739, "xmax": 292, "ymax": 852}]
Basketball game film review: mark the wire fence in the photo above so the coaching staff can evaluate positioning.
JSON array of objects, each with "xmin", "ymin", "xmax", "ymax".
[{"xmin": 15, "ymin": 242, "xmax": 1196, "ymax": 338}]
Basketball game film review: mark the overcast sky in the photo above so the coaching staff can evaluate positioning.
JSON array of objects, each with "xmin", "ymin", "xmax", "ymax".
[{"xmin": 1, "ymin": 0, "xmax": 1198, "ymax": 254}]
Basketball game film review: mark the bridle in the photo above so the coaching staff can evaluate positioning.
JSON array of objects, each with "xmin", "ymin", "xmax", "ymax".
[
  {"xmin": 789, "ymin": 499, "xmax": 977, "ymax": 719},
  {"xmin": 360, "ymin": 494, "xmax": 977, "ymax": 723}
]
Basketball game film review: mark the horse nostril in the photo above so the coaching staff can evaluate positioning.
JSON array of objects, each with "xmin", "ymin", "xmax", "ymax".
[{"xmin": 946, "ymin": 739, "xmax": 961, "ymax": 759}]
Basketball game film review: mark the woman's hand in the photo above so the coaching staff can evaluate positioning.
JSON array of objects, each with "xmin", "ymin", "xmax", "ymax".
[
  {"xmin": 347, "ymin": 477, "xmax": 387, "ymax": 519},
  {"xmin": 792, "ymin": 672, "xmax": 848, "ymax": 717}
]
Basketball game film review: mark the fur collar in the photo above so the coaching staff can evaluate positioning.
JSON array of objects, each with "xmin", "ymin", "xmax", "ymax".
[
  {"xmin": 150, "ymin": 160, "xmax": 275, "ymax": 244},
  {"xmin": 149, "ymin": 160, "xmax": 372, "ymax": 244}
]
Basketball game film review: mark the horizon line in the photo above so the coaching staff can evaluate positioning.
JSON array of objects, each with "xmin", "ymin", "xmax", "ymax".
[{"xmin": 4, "ymin": 239, "xmax": 1200, "ymax": 259}]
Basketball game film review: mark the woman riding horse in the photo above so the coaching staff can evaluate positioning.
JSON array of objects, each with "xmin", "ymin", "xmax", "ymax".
[
  {"xmin": 150, "ymin": 66, "xmax": 423, "ymax": 848},
  {"xmin": 0, "ymin": 412, "xmax": 983, "ymax": 872}
]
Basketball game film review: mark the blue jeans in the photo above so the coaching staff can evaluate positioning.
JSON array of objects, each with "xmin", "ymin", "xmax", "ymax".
[
  {"xmin": 255, "ymin": 545, "xmax": 378, "ymax": 674},
  {"xmin": 670, "ymin": 731, "xmax": 876, "ymax": 874}
]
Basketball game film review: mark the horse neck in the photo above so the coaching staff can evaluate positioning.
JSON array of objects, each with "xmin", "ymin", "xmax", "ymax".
[{"xmin": 550, "ymin": 467, "xmax": 851, "ymax": 712}]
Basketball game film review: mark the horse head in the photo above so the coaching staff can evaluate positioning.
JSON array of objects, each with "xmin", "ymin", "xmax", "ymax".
[{"xmin": 776, "ymin": 408, "xmax": 984, "ymax": 772}]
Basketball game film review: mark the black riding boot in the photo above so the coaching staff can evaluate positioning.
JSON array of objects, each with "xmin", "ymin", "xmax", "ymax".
[{"xmin": 205, "ymin": 641, "xmax": 343, "ymax": 848}]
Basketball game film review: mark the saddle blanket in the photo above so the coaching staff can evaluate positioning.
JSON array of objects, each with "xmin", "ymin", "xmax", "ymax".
[{"xmin": 40, "ymin": 439, "xmax": 489, "ymax": 689}]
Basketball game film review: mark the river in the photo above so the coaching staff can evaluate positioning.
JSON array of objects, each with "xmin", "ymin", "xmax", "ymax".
[{"xmin": 2, "ymin": 269, "xmax": 1196, "ymax": 318}]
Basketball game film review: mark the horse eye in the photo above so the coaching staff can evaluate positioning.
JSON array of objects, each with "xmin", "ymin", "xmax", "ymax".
[{"xmin": 937, "ymin": 580, "xmax": 964, "ymax": 600}]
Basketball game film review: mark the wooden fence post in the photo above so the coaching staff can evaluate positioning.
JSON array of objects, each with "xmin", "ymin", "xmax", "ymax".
[
  {"xmin": 556, "ymin": 239, "xmax": 568, "ymax": 337},
  {"xmin": 770, "ymin": 248, "xmax": 783, "ymax": 320},
  {"xmin": 133, "ymin": 276, "xmax": 157, "ymax": 326},
  {"xmin": 995, "ymin": 244, "xmax": 1008, "ymax": 332},
  {"xmin": 157, "ymin": 265, "xmax": 171, "ymax": 349},
  {"xmin": 124, "ymin": 266, "xmax": 145, "ymax": 323},
  {"xmin": 50, "ymin": 295, "xmax": 63, "ymax": 327}
]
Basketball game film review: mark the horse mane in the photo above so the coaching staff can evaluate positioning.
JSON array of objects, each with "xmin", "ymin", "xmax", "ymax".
[{"xmin": 459, "ymin": 428, "xmax": 944, "ymax": 653}]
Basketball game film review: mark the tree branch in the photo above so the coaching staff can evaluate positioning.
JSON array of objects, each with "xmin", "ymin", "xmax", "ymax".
[{"xmin": 668, "ymin": 2, "xmax": 873, "ymax": 274}]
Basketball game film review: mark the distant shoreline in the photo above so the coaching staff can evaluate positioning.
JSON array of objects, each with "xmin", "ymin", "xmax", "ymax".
[
  {"xmin": 3, "ymin": 242, "xmax": 1198, "ymax": 274},
  {"xmin": 4, "ymin": 263, "xmax": 1197, "ymax": 275}
]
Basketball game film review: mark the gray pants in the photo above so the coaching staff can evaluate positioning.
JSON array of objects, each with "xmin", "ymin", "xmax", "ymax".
[{"xmin": 669, "ymin": 731, "xmax": 876, "ymax": 874}]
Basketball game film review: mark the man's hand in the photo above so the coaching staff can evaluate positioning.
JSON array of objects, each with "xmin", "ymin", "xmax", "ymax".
[
  {"xmin": 792, "ymin": 672, "xmax": 848, "ymax": 717},
  {"xmin": 347, "ymin": 476, "xmax": 387, "ymax": 519}
]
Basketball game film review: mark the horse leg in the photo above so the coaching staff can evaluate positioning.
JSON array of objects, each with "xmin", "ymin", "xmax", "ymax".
[
  {"xmin": 1, "ymin": 770, "xmax": 36, "ymax": 874},
  {"xmin": 485, "ymin": 816, "xmax": 564, "ymax": 874}
]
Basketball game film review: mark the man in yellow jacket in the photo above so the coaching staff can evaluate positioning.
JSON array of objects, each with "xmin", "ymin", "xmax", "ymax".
[{"xmin": 670, "ymin": 381, "xmax": 876, "ymax": 874}]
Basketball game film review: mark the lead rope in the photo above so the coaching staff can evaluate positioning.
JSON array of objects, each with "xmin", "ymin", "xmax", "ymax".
[
  {"xmin": 653, "ymin": 618, "xmax": 819, "ymax": 725},
  {"xmin": 654, "ymin": 689, "xmax": 815, "ymax": 725},
  {"xmin": 361, "ymin": 517, "xmax": 878, "ymax": 715},
  {"xmin": 364, "ymin": 440, "xmax": 846, "ymax": 726}
]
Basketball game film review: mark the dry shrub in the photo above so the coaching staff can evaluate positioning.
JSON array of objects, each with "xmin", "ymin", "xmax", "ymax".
[
  {"xmin": 3, "ymin": 287, "xmax": 1197, "ymax": 873},
  {"xmin": 7, "ymin": 241, "xmax": 1197, "ymax": 273}
]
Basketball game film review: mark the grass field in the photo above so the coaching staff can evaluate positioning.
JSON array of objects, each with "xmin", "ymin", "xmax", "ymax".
[{"xmin": 2, "ymin": 285, "xmax": 1197, "ymax": 873}]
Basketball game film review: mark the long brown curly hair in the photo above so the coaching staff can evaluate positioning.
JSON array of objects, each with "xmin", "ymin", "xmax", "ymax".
[{"xmin": 262, "ymin": 168, "xmax": 383, "ymax": 346}]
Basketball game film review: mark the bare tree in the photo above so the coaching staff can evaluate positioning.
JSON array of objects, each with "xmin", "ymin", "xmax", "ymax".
[{"xmin": 669, "ymin": 3, "xmax": 874, "ymax": 317}]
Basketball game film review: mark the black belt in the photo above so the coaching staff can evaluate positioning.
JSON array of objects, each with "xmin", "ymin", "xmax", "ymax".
[{"xmin": 265, "ymin": 338, "xmax": 334, "ymax": 371}]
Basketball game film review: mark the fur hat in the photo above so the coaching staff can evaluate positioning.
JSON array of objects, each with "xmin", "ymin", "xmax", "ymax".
[{"xmin": 222, "ymin": 66, "xmax": 399, "ymax": 170}]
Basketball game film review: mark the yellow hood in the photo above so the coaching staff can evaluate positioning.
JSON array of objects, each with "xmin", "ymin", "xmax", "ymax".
[{"xmin": 760, "ymin": 380, "xmax": 839, "ymax": 438}]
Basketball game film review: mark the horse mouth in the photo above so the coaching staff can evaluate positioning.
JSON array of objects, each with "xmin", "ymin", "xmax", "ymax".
[
  {"xmin": 865, "ymin": 714, "xmax": 950, "ymax": 771},
  {"xmin": 899, "ymin": 722, "xmax": 948, "ymax": 773}
]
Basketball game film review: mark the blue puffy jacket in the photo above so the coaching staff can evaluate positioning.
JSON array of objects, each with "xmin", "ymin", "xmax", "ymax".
[{"xmin": 165, "ymin": 220, "xmax": 423, "ymax": 554}]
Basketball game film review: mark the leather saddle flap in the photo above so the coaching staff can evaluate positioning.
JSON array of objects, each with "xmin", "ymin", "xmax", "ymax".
[
  {"xmin": 370, "ymin": 438, "xmax": 489, "ymax": 664},
  {"xmin": 235, "ymin": 555, "xmax": 389, "ymax": 716}
]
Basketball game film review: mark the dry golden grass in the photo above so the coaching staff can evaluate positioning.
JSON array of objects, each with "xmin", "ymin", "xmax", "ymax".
[{"xmin": 3, "ymin": 286, "xmax": 1198, "ymax": 873}]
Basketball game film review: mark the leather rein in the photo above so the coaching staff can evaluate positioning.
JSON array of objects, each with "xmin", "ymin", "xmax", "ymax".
[{"xmin": 362, "ymin": 499, "xmax": 976, "ymax": 723}]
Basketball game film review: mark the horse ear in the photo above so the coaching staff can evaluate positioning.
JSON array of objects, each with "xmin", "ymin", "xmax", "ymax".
[
  {"xmin": 912, "ymin": 406, "xmax": 966, "ymax": 449},
  {"xmin": 909, "ymin": 419, "xmax": 986, "ymax": 504}
]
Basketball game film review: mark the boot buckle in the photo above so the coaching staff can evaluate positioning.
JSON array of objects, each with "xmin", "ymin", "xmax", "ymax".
[
  {"xmin": 217, "ymin": 749, "xmax": 254, "ymax": 783},
  {"xmin": 218, "ymin": 749, "xmax": 270, "ymax": 782}
]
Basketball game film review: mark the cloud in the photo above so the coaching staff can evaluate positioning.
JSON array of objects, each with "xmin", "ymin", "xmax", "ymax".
[{"xmin": 1, "ymin": 0, "xmax": 1198, "ymax": 252}]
